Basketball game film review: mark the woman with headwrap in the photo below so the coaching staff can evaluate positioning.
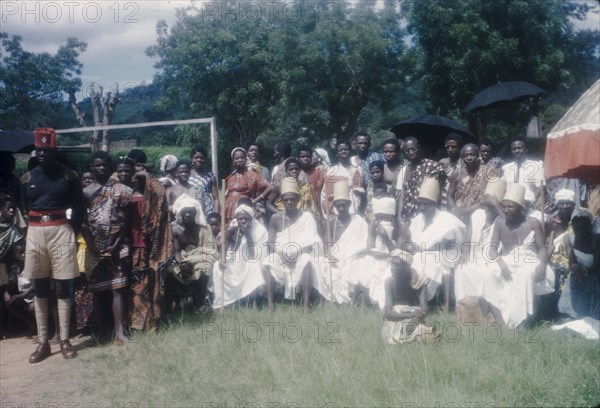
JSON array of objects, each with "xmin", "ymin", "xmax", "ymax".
[
  {"xmin": 554, "ymin": 208, "xmax": 600, "ymax": 320},
  {"xmin": 223, "ymin": 148, "xmax": 270, "ymax": 226},
  {"xmin": 212, "ymin": 200, "xmax": 269, "ymax": 308}
]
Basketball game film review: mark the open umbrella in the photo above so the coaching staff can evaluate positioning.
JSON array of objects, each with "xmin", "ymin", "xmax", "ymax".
[
  {"xmin": 0, "ymin": 129, "xmax": 35, "ymax": 153},
  {"xmin": 464, "ymin": 81, "xmax": 545, "ymax": 113},
  {"xmin": 389, "ymin": 114, "xmax": 475, "ymax": 151},
  {"xmin": 545, "ymin": 79, "xmax": 600, "ymax": 183}
]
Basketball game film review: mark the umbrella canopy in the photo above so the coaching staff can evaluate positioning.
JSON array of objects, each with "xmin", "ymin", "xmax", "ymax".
[
  {"xmin": 545, "ymin": 80, "xmax": 600, "ymax": 183},
  {"xmin": 389, "ymin": 114, "xmax": 475, "ymax": 152},
  {"xmin": 464, "ymin": 81, "xmax": 545, "ymax": 113},
  {"xmin": 0, "ymin": 129, "xmax": 35, "ymax": 153}
]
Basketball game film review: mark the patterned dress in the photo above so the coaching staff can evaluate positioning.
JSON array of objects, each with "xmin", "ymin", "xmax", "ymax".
[
  {"xmin": 224, "ymin": 169, "xmax": 269, "ymax": 226},
  {"xmin": 189, "ymin": 169, "xmax": 215, "ymax": 215},
  {"xmin": 128, "ymin": 177, "xmax": 173, "ymax": 332},
  {"xmin": 85, "ymin": 181, "xmax": 133, "ymax": 292}
]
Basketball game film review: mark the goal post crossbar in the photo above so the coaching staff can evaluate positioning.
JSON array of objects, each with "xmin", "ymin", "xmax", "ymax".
[{"xmin": 54, "ymin": 117, "xmax": 219, "ymax": 180}]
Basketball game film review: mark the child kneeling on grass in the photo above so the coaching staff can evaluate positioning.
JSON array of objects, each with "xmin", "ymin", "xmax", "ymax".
[{"xmin": 382, "ymin": 250, "xmax": 439, "ymax": 344}]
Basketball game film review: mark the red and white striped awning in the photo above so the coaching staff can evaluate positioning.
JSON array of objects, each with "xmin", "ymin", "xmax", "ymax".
[{"xmin": 545, "ymin": 80, "xmax": 600, "ymax": 183}]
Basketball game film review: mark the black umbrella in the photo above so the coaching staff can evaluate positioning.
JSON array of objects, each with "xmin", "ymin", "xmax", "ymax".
[
  {"xmin": 464, "ymin": 81, "xmax": 545, "ymax": 113},
  {"xmin": 0, "ymin": 129, "xmax": 35, "ymax": 153},
  {"xmin": 389, "ymin": 114, "xmax": 475, "ymax": 151}
]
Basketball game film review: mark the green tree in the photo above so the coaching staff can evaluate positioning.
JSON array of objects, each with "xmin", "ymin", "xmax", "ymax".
[
  {"xmin": 275, "ymin": 0, "xmax": 410, "ymax": 141},
  {"xmin": 0, "ymin": 33, "xmax": 86, "ymax": 130},
  {"xmin": 147, "ymin": 1, "xmax": 411, "ymax": 151},
  {"xmin": 408, "ymin": 0, "xmax": 599, "ymax": 141}
]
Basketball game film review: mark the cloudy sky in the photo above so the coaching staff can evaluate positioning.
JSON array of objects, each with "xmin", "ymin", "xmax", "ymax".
[{"xmin": 2, "ymin": 0, "xmax": 598, "ymax": 100}]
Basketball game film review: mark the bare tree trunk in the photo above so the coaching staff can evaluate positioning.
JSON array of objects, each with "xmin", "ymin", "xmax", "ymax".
[
  {"xmin": 100, "ymin": 84, "xmax": 119, "ymax": 152},
  {"xmin": 68, "ymin": 88, "xmax": 87, "ymax": 127},
  {"xmin": 90, "ymin": 87, "xmax": 102, "ymax": 152}
]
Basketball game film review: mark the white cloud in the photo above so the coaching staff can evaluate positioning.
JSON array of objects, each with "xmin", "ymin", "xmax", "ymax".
[{"xmin": 2, "ymin": 0, "xmax": 598, "ymax": 95}]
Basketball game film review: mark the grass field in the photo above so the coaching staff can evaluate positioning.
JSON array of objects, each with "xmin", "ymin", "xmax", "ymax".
[{"xmin": 21, "ymin": 303, "xmax": 594, "ymax": 408}]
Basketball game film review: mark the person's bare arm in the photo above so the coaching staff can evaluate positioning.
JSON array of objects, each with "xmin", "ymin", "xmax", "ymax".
[
  {"xmin": 210, "ymin": 174, "xmax": 220, "ymax": 212},
  {"xmin": 531, "ymin": 218, "xmax": 548, "ymax": 281},
  {"xmin": 489, "ymin": 220, "xmax": 511, "ymax": 280},
  {"xmin": 383, "ymin": 278, "xmax": 425, "ymax": 321},
  {"xmin": 266, "ymin": 184, "xmax": 281, "ymax": 215},
  {"xmin": 172, "ymin": 225, "xmax": 183, "ymax": 263}
]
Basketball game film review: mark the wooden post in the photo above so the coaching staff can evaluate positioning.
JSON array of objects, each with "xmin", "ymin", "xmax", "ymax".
[
  {"xmin": 325, "ymin": 197, "xmax": 333, "ymax": 301},
  {"xmin": 220, "ymin": 179, "xmax": 227, "ymax": 313}
]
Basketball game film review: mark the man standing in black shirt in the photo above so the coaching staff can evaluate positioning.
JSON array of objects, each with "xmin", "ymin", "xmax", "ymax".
[{"xmin": 20, "ymin": 128, "xmax": 84, "ymax": 363}]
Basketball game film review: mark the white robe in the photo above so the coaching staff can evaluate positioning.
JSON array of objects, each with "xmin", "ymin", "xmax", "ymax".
[
  {"xmin": 352, "ymin": 220, "xmax": 394, "ymax": 309},
  {"xmin": 263, "ymin": 211, "xmax": 324, "ymax": 300},
  {"xmin": 409, "ymin": 209, "xmax": 466, "ymax": 300},
  {"xmin": 454, "ymin": 209, "xmax": 495, "ymax": 301},
  {"xmin": 482, "ymin": 230, "xmax": 555, "ymax": 327},
  {"xmin": 212, "ymin": 220, "xmax": 268, "ymax": 308},
  {"xmin": 318, "ymin": 215, "xmax": 369, "ymax": 304}
]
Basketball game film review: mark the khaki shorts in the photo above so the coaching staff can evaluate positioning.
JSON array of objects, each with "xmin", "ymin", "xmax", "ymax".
[{"xmin": 23, "ymin": 224, "xmax": 79, "ymax": 280}]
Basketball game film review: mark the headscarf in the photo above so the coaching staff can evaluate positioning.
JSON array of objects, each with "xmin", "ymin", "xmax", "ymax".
[
  {"xmin": 160, "ymin": 155, "xmax": 178, "ymax": 173},
  {"xmin": 231, "ymin": 147, "xmax": 246, "ymax": 158},
  {"xmin": 173, "ymin": 193, "xmax": 206, "ymax": 226}
]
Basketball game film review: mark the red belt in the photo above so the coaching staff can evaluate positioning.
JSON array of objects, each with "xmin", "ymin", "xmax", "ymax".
[{"xmin": 28, "ymin": 210, "xmax": 69, "ymax": 226}]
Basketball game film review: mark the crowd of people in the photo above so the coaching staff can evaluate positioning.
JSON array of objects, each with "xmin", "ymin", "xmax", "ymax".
[{"xmin": 0, "ymin": 126, "xmax": 598, "ymax": 361}]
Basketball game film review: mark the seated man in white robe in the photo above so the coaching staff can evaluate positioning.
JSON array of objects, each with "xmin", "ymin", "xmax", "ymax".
[
  {"xmin": 323, "ymin": 181, "xmax": 369, "ymax": 304},
  {"xmin": 264, "ymin": 178, "xmax": 323, "ymax": 313},
  {"xmin": 212, "ymin": 200, "xmax": 268, "ymax": 309},
  {"xmin": 454, "ymin": 177, "xmax": 506, "ymax": 303},
  {"xmin": 407, "ymin": 177, "xmax": 466, "ymax": 311},
  {"xmin": 485, "ymin": 184, "xmax": 555, "ymax": 327}
]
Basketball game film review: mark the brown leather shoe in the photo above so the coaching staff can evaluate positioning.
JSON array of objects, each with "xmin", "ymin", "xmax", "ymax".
[
  {"xmin": 59, "ymin": 340, "xmax": 77, "ymax": 359},
  {"xmin": 29, "ymin": 342, "xmax": 51, "ymax": 364}
]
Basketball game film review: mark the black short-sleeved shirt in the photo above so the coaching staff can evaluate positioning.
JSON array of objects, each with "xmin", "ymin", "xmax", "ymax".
[{"xmin": 21, "ymin": 164, "xmax": 84, "ymax": 232}]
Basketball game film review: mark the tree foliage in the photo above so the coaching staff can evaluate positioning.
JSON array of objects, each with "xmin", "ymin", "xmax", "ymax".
[
  {"xmin": 0, "ymin": 33, "xmax": 87, "ymax": 129},
  {"xmin": 147, "ymin": 0, "xmax": 410, "ymax": 151},
  {"xmin": 408, "ymin": 0, "xmax": 599, "ymax": 142}
]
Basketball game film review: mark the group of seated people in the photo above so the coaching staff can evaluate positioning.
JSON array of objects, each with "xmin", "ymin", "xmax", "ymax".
[{"xmin": 0, "ymin": 128, "xmax": 598, "ymax": 354}]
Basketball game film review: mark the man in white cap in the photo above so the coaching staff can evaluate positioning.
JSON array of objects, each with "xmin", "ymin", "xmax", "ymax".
[
  {"xmin": 264, "ymin": 178, "xmax": 323, "ymax": 313},
  {"xmin": 321, "ymin": 181, "xmax": 369, "ymax": 304},
  {"xmin": 407, "ymin": 177, "xmax": 466, "ymax": 311},
  {"xmin": 168, "ymin": 195, "xmax": 216, "ymax": 314},
  {"xmin": 486, "ymin": 183, "xmax": 554, "ymax": 327},
  {"xmin": 212, "ymin": 200, "xmax": 268, "ymax": 310}
]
